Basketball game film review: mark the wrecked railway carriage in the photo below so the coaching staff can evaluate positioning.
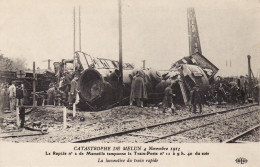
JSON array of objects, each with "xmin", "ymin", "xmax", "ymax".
[
  {"xmin": 159, "ymin": 52, "xmax": 219, "ymax": 105},
  {"xmin": 54, "ymin": 51, "xmax": 218, "ymax": 111}
]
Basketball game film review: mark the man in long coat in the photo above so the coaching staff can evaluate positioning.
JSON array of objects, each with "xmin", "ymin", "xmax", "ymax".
[
  {"xmin": 130, "ymin": 70, "xmax": 147, "ymax": 107},
  {"xmin": 47, "ymin": 84, "xmax": 56, "ymax": 105},
  {"xmin": 190, "ymin": 85, "xmax": 205, "ymax": 113}
]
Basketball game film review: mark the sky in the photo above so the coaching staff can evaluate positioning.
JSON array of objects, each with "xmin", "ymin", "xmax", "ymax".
[{"xmin": 0, "ymin": 0, "xmax": 259, "ymax": 77}]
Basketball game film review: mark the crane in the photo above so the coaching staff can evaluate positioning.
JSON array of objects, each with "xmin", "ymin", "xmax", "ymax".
[{"xmin": 187, "ymin": 8, "xmax": 202, "ymax": 55}]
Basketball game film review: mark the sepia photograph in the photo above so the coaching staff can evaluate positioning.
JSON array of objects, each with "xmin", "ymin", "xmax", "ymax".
[{"xmin": 0, "ymin": 0, "xmax": 259, "ymax": 166}]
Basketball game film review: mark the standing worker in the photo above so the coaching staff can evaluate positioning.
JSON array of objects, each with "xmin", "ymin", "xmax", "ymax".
[
  {"xmin": 59, "ymin": 77, "xmax": 64, "ymax": 89},
  {"xmin": 162, "ymin": 83, "xmax": 175, "ymax": 113},
  {"xmin": 8, "ymin": 81, "xmax": 16, "ymax": 112},
  {"xmin": 47, "ymin": 83, "xmax": 56, "ymax": 105},
  {"xmin": 0, "ymin": 83, "xmax": 5, "ymax": 114},
  {"xmin": 21, "ymin": 84, "xmax": 28, "ymax": 105},
  {"xmin": 16, "ymin": 84, "xmax": 24, "ymax": 106},
  {"xmin": 130, "ymin": 70, "xmax": 147, "ymax": 107},
  {"xmin": 190, "ymin": 85, "xmax": 205, "ymax": 113},
  {"xmin": 216, "ymin": 83, "xmax": 225, "ymax": 105},
  {"xmin": 69, "ymin": 76, "xmax": 79, "ymax": 107},
  {"xmin": 3, "ymin": 83, "xmax": 10, "ymax": 110}
]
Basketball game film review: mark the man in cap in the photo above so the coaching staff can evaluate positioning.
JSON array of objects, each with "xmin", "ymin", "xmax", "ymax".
[
  {"xmin": 190, "ymin": 85, "xmax": 205, "ymax": 113},
  {"xmin": 162, "ymin": 83, "xmax": 176, "ymax": 113}
]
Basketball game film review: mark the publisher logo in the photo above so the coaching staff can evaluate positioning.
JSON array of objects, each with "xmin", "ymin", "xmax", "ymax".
[{"xmin": 235, "ymin": 157, "xmax": 248, "ymax": 164}]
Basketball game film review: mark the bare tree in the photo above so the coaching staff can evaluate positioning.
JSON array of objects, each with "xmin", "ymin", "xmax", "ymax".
[
  {"xmin": 0, "ymin": 52, "xmax": 27, "ymax": 71},
  {"xmin": 11, "ymin": 57, "xmax": 27, "ymax": 71}
]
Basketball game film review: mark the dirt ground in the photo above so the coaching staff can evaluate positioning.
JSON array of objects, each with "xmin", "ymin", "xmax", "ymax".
[{"xmin": 0, "ymin": 103, "xmax": 257, "ymax": 143}]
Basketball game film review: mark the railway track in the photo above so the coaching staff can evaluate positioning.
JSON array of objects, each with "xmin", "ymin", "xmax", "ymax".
[
  {"xmin": 145, "ymin": 108, "xmax": 259, "ymax": 143},
  {"xmin": 223, "ymin": 123, "xmax": 260, "ymax": 143},
  {"xmin": 72, "ymin": 104, "xmax": 258, "ymax": 143}
]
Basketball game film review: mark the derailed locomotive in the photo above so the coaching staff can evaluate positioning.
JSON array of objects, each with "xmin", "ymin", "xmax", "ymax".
[
  {"xmin": 54, "ymin": 50, "xmax": 218, "ymax": 111},
  {"xmin": 54, "ymin": 51, "xmax": 162, "ymax": 110}
]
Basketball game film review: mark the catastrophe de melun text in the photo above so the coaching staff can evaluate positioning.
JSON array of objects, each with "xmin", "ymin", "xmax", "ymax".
[{"xmin": 73, "ymin": 146, "xmax": 180, "ymax": 151}]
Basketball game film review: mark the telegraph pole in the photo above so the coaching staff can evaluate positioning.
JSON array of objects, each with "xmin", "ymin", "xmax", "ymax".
[
  {"xmin": 247, "ymin": 55, "xmax": 251, "ymax": 80},
  {"xmin": 79, "ymin": 6, "xmax": 81, "ymax": 52},
  {"xmin": 142, "ymin": 60, "xmax": 146, "ymax": 69},
  {"xmin": 33, "ymin": 61, "xmax": 36, "ymax": 107},
  {"xmin": 73, "ymin": 7, "xmax": 76, "ymax": 71},
  {"xmin": 247, "ymin": 55, "xmax": 253, "ymax": 98},
  {"xmin": 118, "ymin": 0, "xmax": 123, "ymax": 99},
  {"xmin": 48, "ymin": 59, "xmax": 51, "ymax": 70}
]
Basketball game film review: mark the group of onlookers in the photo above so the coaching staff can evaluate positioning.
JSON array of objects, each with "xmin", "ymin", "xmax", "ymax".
[
  {"xmin": 129, "ymin": 71, "xmax": 259, "ymax": 114},
  {"xmin": 129, "ymin": 69, "xmax": 205, "ymax": 114},
  {"xmin": 205, "ymin": 78, "xmax": 259, "ymax": 105},
  {"xmin": 3, "ymin": 73, "xmax": 257, "ymax": 115},
  {"xmin": 128, "ymin": 70, "xmax": 182, "ymax": 113},
  {"xmin": 46, "ymin": 75, "xmax": 79, "ymax": 107},
  {"xmin": 0, "ymin": 81, "xmax": 24, "ymax": 113}
]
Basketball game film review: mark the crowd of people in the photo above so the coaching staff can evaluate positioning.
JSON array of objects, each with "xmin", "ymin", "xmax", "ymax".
[
  {"xmin": 129, "ymin": 70, "xmax": 206, "ymax": 114},
  {"xmin": 205, "ymin": 77, "xmax": 259, "ymax": 105},
  {"xmin": 1, "ymin": 72, "xmax": 258, "ymax": 115},
  {"xmin": 44, "ymin": 75, "xmax": 79, "ymax": 108},
  {"xmin": 0, "ymin": 81, "xmax": 25, "ymax": 114},
  {"xmin": 0, "ymin": 75, "xmax": 80, "ymax": 115},
  {"xmin": 129, "ymin": 70, "xmax": 259, "ymax": 114}
]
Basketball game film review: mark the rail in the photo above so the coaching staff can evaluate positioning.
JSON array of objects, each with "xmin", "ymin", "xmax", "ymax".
[
  {"xmin": 72, "ymin": 103, "xmax": 258, "ymax": 143},
  {"xmin": 223, "ymin": 123, "xmax": 260, "ymax": 143},
  {"xmin": 145, "ymin": 108, "xmax": 259, "ymax": 143}
]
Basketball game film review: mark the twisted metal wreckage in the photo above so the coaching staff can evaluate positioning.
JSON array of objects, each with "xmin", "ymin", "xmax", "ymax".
[{"xmin": 53, "ymin": 8, "xmax": 219, "ymax": 111}]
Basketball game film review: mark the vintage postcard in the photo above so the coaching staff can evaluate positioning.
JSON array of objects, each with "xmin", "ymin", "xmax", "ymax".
[{"xmin": 0, "ymin": 0, "xmax": 259, "ymax": 166}]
